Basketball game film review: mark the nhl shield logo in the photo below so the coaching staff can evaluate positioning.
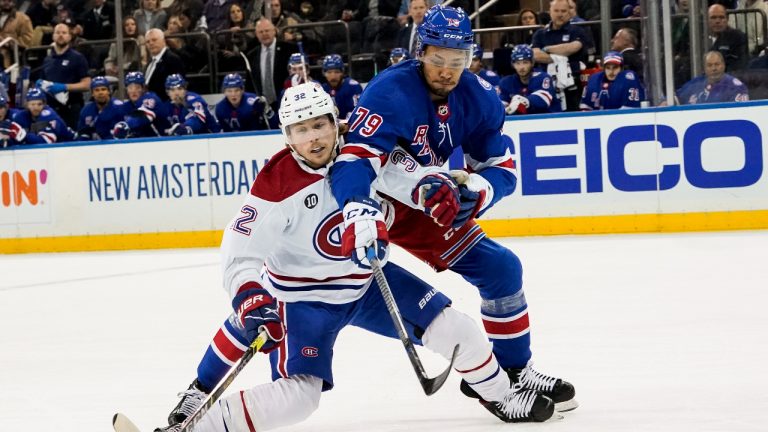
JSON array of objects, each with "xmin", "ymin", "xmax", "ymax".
[{"xmin": 436, "ymin": 103, "xmax": 450, "ymax": 122}]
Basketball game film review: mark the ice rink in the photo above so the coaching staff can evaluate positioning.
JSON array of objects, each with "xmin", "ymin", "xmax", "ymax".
[{"xmin": 2, "ymin": 231, "xmax": 767, "ymax": 432}]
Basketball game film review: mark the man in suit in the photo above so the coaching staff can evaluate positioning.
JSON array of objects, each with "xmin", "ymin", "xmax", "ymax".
[
  {"xmin": 247, "ymin": 18, "xmax": 294, "ymax": 110},
  {"xmin": 144, "ymin": 28, "xmax": 185, "ymax": 101},
  {"xmin": 611, "ymin": 27, "xmax": 643, "ymax": 84},
  {"xmin": 396, "ymin": 0, "xmax": 428, "ymax": 55}
]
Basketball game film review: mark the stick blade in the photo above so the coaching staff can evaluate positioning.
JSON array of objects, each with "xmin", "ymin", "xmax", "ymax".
[
  {"xmin": 113, "ymin": 413, "xmax": 142, "ymax": 432},
  {"xmin": 421, "ymin": 344, "xmax": 459, "ymax": 396}
]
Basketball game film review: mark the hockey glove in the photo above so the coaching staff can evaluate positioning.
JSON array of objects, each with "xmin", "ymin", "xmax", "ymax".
[
  {"xmin": 0, "ymin": 119, "xmax": 27, "ymax": 142},
  {"xmin": 341, "ymin": 196, "xmax": 389, "ymax": 269},
  {"xmin": 112, "ymin": 121, "xmax": 131, "ymax": 139},
  {"xmin": 505, "ymin": 95, "xmax": 529, "ymax": 115},
  {"xmin": 411, "ymin": 173, "xmax": 461, "ymax": 227},
  {"xmin": 168, "ymin": 123, "xmax": 193, "ymax": 136},
  {"xmin": 449, "ymin": 170, "xmax": 494, "ymax": 229},
  {"xmin": 232, "ymin": 284, "xmax": 285, "ymax": 353}
]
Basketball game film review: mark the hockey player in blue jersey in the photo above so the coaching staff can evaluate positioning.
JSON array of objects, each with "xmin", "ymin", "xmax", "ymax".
[
  {"xmin": 0, "ymin": 96, "xmax": 23, "ymax": 148},
  {"xmin": 76, "ymin": 76, "xmax": 125, "ymax": 140},
  {"xmin": 215, "ymin": 73, "xmax": 277, "ymax": 132},
  {"xmin": 580, "ymin": 51, "xmax": 645, "ymax": 110},
  {"xmin": 469, "ymin": 44, "xmax": 500, "ymax": 89},
  {"xmin": 329, "ymin": 4, "xmax": 576, "ymax": 419},
  {"xmin": 389, "ymin": 47, "xmax": 411, "ymax": 65},
  {"xmin": 320, "ymin": 54, "xmax": 363, "ymax": 121},
  {"xmin": 499, "ymin": 44, "xmax": 561, "ymax": 115},
  {"xmin": 113, "ymin": 71, "xmax": 170, "ymax": 139},
  {"xmin": 163, "ymin": 74, "xmax": 221, "ymax": 136},
  {"xmin": 5, "ymin": 87, "xmax": 76, "ymax": 145},
  {"xmin": 150, "ymin": 83, "xmax": 549, "ymax": 432},
  {"xmin": 674, "ymin": 50, "xmax": 749, "ymax": 105}
]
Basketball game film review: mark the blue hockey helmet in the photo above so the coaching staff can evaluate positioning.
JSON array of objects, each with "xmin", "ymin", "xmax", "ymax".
[
  {"xmin": 416, "ymin": 5, "xmax": 474, "ymax": 54},
  {"xmin": 221, "ymin": 73, "xmax": 245, "ymax": 90},
  {"xmin": 0, "ymin": 95, "xmax": 7, "ymax": 107},
  {"xmin": 603, "ymin": 51, "xmax": 624, "ymax": 66},
  {"xmin": 27, "ymin": 87, "xmax": 46, "ymax": 101},
  {"xmin": 165, "ymin": 73, "xmax": 187, "ymax": 89},
  {"xmin": 389, "ymin": 47, "xmax": 411, "ymax": 64},
  {"xmin": 322, "ymin": 54, "xmax": 344, "ymax": 72},
  {"xmin": 125, "ymin": 71, "xmax": 145, "ymax": 86},
  {"xmin": 288, "ymin": 52, "xmax": 308, "ymax": 67},
  {"xmin": 472, "ymin": 43, "xmax": 483, "ymax": 59},
  {"xmin": 511, "ymin": 44, "xmax": 534, "ymax": 62},
  {"xmin": 90, "ymin": 75, "xmax": 110, "ymax": 90}
]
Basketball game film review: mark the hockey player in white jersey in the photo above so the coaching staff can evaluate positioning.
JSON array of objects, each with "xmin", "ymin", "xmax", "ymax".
[{"xmin": 151, "ymin": 83, "xmax": 554, "ymax": 432}]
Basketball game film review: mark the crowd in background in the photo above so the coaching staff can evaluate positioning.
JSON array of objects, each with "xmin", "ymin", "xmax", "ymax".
[{"xmin": 0, "ymin": 0, "xmax": 766, "ymax": 146}]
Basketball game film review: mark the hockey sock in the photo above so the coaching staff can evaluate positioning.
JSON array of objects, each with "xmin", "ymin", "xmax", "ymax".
[{"xmin": 196, "ymin": 314, "xmax": 250, "ymax": 392}]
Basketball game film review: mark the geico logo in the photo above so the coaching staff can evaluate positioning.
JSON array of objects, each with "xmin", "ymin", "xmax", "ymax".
[
  {"xmin": 518, "ymin": 119, "xmax": 763, "ymax": 195},
  {"xmin": 1, "ymin": 169, "xmax": 48, "ymax": 207}
]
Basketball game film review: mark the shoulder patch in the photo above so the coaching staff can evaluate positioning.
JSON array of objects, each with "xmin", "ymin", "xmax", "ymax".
[
  {"xmin": 733, "ymin": 78, "xmax": 744, "ymax": 86},
  {"xmin": 42, "ymin": 109, "xmax": 52, "ymax": 116},
  {"xmin": 247, "ymin": 96, "xmax": 257, "ymax": 105},
  {"xmin": 485, "ymin": 70, "xmax": 498, "ymax": 77},
  {"xmin": 250, "ymin": 148, "xmax": 325, "ymax": 202},
  {"xmin": 625, "ymin": 71, "xmax": 636, "ymax": 80},
  {"xmin": 476, "ymin": 74, "xmax": 493, "ymax": 90},
  {"xmin": 349, "ymin": 79, "xmax": 360, "ymax": 85},
  {"xmin": 113, "ymin": 99, "xmax": 124, "ymax": 106}
]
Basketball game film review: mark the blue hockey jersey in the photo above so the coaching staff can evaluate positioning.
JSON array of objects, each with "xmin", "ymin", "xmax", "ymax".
[
  {"xmin": 77, "ymin": 97, "xmax": 125, "ymax": 140},
  {"xmin": 478, "ymin": 69, "xmax": 501, "ymax": 88},
  {"xmin": 321, "ymin": 77, "xmax": 363, "ymax": 120},
  {"xmin": 215, "ymin": 92, "xmax": 277, "ymax": 132},
  {"xmin": 12, "ymin": 107, "xmax": 75, "ymax": 144},
  {"xmin": 163, "ymin": 91, "xmax": 221, "ymax": 135},
  {"xmin": 676, "ymin": 74, "xmax": 749, "ymax": 105},
  {"xmin": 329, "ymin": 59, "xmax": 516, "ymax": 211},
  {"xmin": 580, "ymin": 70, "xmax": 645, "ymax": 110},
  {"xmin": 122, "ymin": 91, "xmax": 170, "ymax": 137},
  {"xmin": 498, "ymin": 69, "xmax": 561, "ymax": 114}
]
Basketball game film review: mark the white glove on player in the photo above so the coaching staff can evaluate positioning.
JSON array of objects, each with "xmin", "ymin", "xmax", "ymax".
[
  {"xmin": 340, "ymin": 196, "xmax": 389, "ymax": 269},
  {"xmin": 505, "ymin": 95, "xmax": 530, "ymax": 115},
  {"xmin": 449, "ymin": 170, "xmax": 495, "ymax": 228}
]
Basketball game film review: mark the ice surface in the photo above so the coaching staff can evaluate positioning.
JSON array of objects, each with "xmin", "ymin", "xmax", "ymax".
[{"xmin": 1, "ymin": 231, "xmax": 767, "ymax": 431}]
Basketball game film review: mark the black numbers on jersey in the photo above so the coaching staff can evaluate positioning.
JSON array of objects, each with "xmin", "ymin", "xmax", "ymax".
[{"xmin": 304, "ymin": 194, "xmax": 319, "ymax": 209}]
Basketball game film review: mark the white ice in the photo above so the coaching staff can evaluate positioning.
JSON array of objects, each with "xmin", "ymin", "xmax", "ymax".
[{"xmin": 1, "ymin": 231, "xmax": 767, "ymax": 432}]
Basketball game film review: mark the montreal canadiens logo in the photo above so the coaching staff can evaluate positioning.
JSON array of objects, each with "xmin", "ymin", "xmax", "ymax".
[
  {"xmin": 313, "ymin": 211, "xmax": 346, "ymax": 260},
  {"xmin": 302, "ymin": 346, "xmax": 319, "ymax": 357}
]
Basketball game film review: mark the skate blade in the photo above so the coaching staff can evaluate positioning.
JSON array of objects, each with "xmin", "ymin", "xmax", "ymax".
[
  {"xmin": 555, "ymin": 399, "xmax": 579, "ymax": 412},
  {"xmin": 113, "ymin": 413, "xmax": 142, "ymax": 432},
  {"xmin": 545, "ymin": 412, "xmax": 565, "ymax": 422}
]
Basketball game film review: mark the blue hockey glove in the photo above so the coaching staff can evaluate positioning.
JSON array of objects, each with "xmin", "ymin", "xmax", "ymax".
[
  {"xmin": 112, "ymin": 121, "xmax": 130, "ymax": 139},
  {"xmin": 49, "ymin": 83, "xmax": 67, "ymax": 94},
  {"xmin": 450, "ymin": 170, "xmax": 494, "ymax": 229},
  {"xmin": 232, "ymin": 284, "xmax": 285, "ymax": 353},
  {"xmin": 411, "ymin": 173, "xmax": 460, "ymax": 227},
  {"xmin": 341, "ymin": 196, "xmax": 389, "ymax": 269},
  {"xmin": 168, "ymin": 123, "xmax": 193, "ymax": 136}
]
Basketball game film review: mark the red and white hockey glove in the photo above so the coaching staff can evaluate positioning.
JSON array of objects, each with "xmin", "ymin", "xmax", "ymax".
[
  {"xmin": 341, "ymin": 196, "xmax": 389, "ymax": 269},
  {"xmin": 232, "ymin": 284, "xmax": 285, "ymax": 353},
  {"xmin": 411, "ymin": 173, "xmax": 461, "ymax": 227},
  {"xmin": 449, "ymin": 170, "xmax": 495, "ymax": 229},
  {"xmin": 0, "ymin": 119, "xmax": 27, "ymax": 142},
  {"xmin": 505, "ymin": 95, "xmax": 529, "ymax": 115}
]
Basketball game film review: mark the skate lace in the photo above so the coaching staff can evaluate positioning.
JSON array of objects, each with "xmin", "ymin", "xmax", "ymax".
[
  {"xmin": 518, "ymin": 364, "xmax": 558, "ymax": 392},
  {"xmin": 174, "ymin": 388, "xmax": 207, "ymax": 419},
  {"xmin": 498, "ymin": 384, "xmax": 537, "ymax": 419}
]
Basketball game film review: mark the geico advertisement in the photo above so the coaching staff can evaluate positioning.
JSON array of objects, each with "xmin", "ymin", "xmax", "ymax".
[{"xmin": 487, "ymin": 103, "xmax": 767, "ymax": 219}]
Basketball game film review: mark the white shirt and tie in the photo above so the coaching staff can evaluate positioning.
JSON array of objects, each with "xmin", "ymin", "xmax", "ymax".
[
  {"xmin": 259, "ymin": 39, "xmax": 277, "ymax": 103},
  {"xmin": 145, "ymin": 47, "xmax": 167, "ymax": 84}
]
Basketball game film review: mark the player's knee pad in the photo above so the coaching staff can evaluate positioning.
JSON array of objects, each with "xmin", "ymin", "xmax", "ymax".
[
  {"xmin": 422, "ymin": 307, "xmax": 494, "ymax": 369},
  {"xmin": 220, "ymin": 374, "xmax": 323, "ymax": 431},
  {"xmin": 459, "ymin": 238, "xmax": 523, "ymax": 301}
]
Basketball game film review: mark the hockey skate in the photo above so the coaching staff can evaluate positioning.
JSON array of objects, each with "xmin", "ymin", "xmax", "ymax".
[
  {"xmin": 479, "ymin": 384, "xmax": 555, "ymax": 423},
  {"xmin": 461, "ymin": 362, "xmax": 577, "ymax": 412},
  {"xmin": 154, "ymin": 379, "xmax": 209, "ymax": 432}
]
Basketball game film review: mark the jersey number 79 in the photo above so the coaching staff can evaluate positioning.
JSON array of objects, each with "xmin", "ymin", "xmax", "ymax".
[{"xmin": 348, "ymin": 106, "xmax": 383, "ymax": 137}]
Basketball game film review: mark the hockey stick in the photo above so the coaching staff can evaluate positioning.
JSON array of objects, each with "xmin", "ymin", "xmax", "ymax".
[{"xmin": 366, "ymin": 246, "xmax": 458, "ymax": 396}]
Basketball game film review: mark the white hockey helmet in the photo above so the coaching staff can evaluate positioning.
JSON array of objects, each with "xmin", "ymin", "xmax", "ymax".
[{"xmin": 278, "ymin": 82, "xmax": 338, "ymax": 139}]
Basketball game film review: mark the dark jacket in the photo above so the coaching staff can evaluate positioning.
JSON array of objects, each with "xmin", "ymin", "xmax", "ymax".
[
  {"xmin": 246, "ymin": 40, "xmax": 296, "ymax": 104},
  {"xmin": 146, "ymin": 48, "xmax": 186, "ymax": 101},
  {"xmin": 711, "ymin": 27, "xmax": 748, "ymax": 71}
]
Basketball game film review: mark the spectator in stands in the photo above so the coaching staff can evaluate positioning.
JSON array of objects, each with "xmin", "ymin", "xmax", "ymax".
[
  {"xmin": 580, "ymin": 51, "xmax": 645, "ymax": 110},
  {"xmin": 499, "ymin": 44, "xmax": 561, "ymax": 115},
  {"xmin": 0, "ymin": 0, "xmax": 33, "ymax": 69},
  {"xmin": 388, "ymin": 46, "xmax": 410, "ymax": 65},
  {"xmin": 749, "ymin": 47, "xmax": 768, "ymax": 68},
  {"xmin": 512, "ymin": 8, "xmax": 541, "ymax": 46},
  {"xmin": 28, "ymin": 0, "xmax": 59, "ymax": 47},
  {"xmin": 248, "ymin": 17, "xmax": 294, "ymax": 110},
  {"xmin": 166, "ymin": 0, "xmax": 205, "ymax": 30},
  {"xmin": 76, "ymin": 76, "xmax": 125, "ymax": 141},
  {"xmin": 708, "ymin": 4, "xmax": 749, "ymax": 71},
  {"xmin": 215, "ymin": 73, "xmax": 277, "ymax": 132},
  {"xmin": 134, "ymin": 0, "xmax": 167, "ymax": 35},
  {"xmin": 469, "ymin": 44, "xmax": 500, "ymax": 89},
  {"xmin": 9, "ymin": 87, "xmax": 76, "ymax": 145},
  {"xmin": 105, "ymin": 16, "xmax": 147, "ymax": 78},
  {"xmin": 567, "ymin": 0, "xmax": 585, "ymax": 22},
  {"xmin": 397, "ymin": 0, "xmax": 429, "ymax": 55},
  {"xmin": 165, "ymin": 12, "xmax": 208, "ymax": 74},
  {"xmin": 216, "ymin": 3, "xmax": 254, "ymax": 72},
  {"xmin": 320, "ymin": 54, "xmax": 362, "ymax": 120},
  {"xmin": 270, "ymin": 0, "xmax": 318, "ymax": 50},
  {"xmin": 532, "ymin": 0, "xmax": 593, "ymax": 111},
  {"xmin": 37, "ymin": 23, "xmax": 91, "ymax": 128},
  {"xmin": 576, "ymin": 0, "xmax": 601, "ymax": 20},
  {"xmin": 673, "ymin": 50, "xmax": 749, "ymax": 104},
  {"xmin": 77, "ymin": 0, "xmax": 115, "ymax": 40},
  {"xmin": 734, "ymin": 0, "xmax": 768, "ymax": 55},
  {"xmin": 144, "ymin": 28, "xmax": 185, "ymax": 101},
  {"xmin": 163, "ymin": 73, "xmax": 220, "ymax": 135},
  {"xmin": 622, "ymin": 1, "xmax": 641, "ymax": 17},
  {"xmin": 611, "ymin": 27, "xmax": 643, "ymax": 83},
  {"xmin": 113, "ymin": 71, "xmax": 170, "ymax": 138},
  {"xmin": 203, "ymin": 0, "xmax": 241, "ymax": 33}
]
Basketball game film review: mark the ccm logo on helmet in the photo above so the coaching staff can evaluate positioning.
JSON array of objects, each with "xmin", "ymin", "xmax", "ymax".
[{"xmin": 442, "ymin": 33, "xmax": 465, "ymax": 39}]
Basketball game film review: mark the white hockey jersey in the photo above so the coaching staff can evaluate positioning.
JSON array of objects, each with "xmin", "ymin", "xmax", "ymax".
[{"xmin": 221, "ymin": 147, "xmax": 440, "ymax": 305}]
